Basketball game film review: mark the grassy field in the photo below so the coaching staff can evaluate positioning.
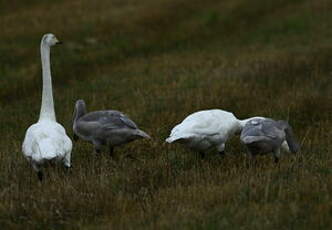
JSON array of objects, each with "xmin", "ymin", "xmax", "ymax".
[{"xmin": 0, "ymin": 0, "xmax": 331, "ymax": 229}]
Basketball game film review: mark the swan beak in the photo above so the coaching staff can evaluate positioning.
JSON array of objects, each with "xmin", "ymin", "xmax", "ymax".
[{"xmin": 56, "ymin": 41, "xmax": 63, "ymax": 45}]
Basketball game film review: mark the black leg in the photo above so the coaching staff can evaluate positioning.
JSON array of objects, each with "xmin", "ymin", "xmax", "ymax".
[
  {"xmin": 64, "ymin": 165, "xmax": 72, "ymax": 174},
  {"xmin": 93, "ymin": 140, "xmax": 102, "ymax": 155},
  {"xmin": 73, "ymin": 134, "xmax": 79, "ymax": 142},
  {"xmin": 37, "ymin": 171, "xmax": 43, "ymax": 181},
  {"xmin": 109, "ymin": 146, "xmax": 114, "ymax": 157},
  {"xmin": 273, "ymin": 149, "xmax": 281, "ymax": 164},
  {"xmin": 50, "ymin": 159, "xmax": 56, "ymax": 167},
  {"xmin": 199, "ymin": 152, "xmax": 205, "ymax": 159},
  {"xmin": 95, "ymin": 148, "xmax": 101, "ymax": 156}
]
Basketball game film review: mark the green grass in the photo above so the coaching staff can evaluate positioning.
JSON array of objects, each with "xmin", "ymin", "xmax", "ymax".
[{"xmin": 0, "ymin": 0, "xmax": 331, "ymax": 229}]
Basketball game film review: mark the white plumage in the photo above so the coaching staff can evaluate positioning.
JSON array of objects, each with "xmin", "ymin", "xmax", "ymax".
[
  {"xmin": 22, "ymin": 121, "xmax": 72, "ymax": 168},
  {"xmin": 166, "ymin": 109, "xmax": 266, "ymax": 157},
  {"xmin": 22, "ymin": 33, "xmax": 72, "ymax": 181}
]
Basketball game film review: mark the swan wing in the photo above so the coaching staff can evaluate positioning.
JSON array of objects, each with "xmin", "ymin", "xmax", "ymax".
[
  {"xmin": 167, "ymin": 109, "xmax": 238, "ymax": 142},
  {"xmin": 80, "ymin": 110, "xmax": 138, "ymax": 130},
  {"xmin": 173, "ymin": 110, "xmax": 237, "ymax": 135},
  {"xmin": 241, "ymin": 119, "xmax": 285, "ymax": 144}
]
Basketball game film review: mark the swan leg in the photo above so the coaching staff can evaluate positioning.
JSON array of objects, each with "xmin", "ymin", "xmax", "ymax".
[
  {"xmin": 64, "ymin": 165, "xmax": 72, "ymax": 176},
  {"xmin": 73, "ymin": 134, "xmax": 79, "ymax": 142},
  {"xmin": 32, "ymin": 162, "xmax": 43, "ymax": 181},
  {"xmin": 63, "ymin": 152, "xmax": 72, "ymax": 175},
  {"xmin": 199, "ymin": 152, "xmax": 205, "ymax": 158},
  {"xmin": 95, "ymin": 148, "xmax": 101, "ymax": 154},
  {"xmin": 36, "ymin": 171, "xmax": 43, "ymax": 181},
  {"xmin": 109, "ymin": 146, "xmax": 114, "ymax": 157},
  {"xmin": 273, "ymin": 148, "xmax": 281, "ymax": 164},
  {"xmin": 93, "ymin": 140, "xmax": 102, "ymax": 155},
  {"xmin": 49, "ymin": 160, "xmax": 56, "ymax": 167}
]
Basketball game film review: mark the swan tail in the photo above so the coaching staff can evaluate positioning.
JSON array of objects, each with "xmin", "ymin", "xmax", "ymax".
[
  {"xmin": 135, "ymin": 129, "xmax": 151, "ymax": 139},
  {"xmin": 36, "ymin": 139, "xmax": 60, "ymax": 161}
]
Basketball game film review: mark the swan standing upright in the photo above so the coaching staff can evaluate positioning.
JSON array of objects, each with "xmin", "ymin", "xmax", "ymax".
[
  {"xmin": 22, "ymin": 34, "xmax": 72, "ymax": 181},
  {"xmin": 240, "ymin": 118, "xmax": 300, "ymax": 163},
  {"xmin": 72, "ymin": 99, "xmax": 150, "ymax": 156},
  {"xmin": 166, "ymin": 109, "xmax": 266, "ymax": 157}
]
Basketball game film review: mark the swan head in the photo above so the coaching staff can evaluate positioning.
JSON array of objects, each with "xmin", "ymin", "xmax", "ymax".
[
  {"xmin": 73, "ymin": 99, "xmax": 87, "ymax": 123},
  {"xmin": 42, "ymin": 33, "xmax": 62, "ymax": 46},
  {"xmin": 75, "ymin": 99, "xmax": 86, "ymax": 110},
  {"xmin": 75, "ymin": 99, "xmax": 86, "ymax": 116}
]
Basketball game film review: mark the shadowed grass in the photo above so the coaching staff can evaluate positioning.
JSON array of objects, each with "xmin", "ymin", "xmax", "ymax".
[{"xmin": 0, "ymin": 0, "xmax": 331, "ymax": 229}]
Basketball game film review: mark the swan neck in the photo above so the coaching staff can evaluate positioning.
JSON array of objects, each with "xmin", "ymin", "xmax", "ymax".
[
  {"xmin": 39, "ymin": 42, "xmax": 56, "ymax": 121},
  {"xmin": 238, "ymin": 118, "xmax": 252, "ymax": 129},
  {"xmin": 234, "ymin": 119, "xmax": 250, "ymax": 135},
  {"xmin": 73, "ymin": 104, "xmax": 86, "ymax": 123}
]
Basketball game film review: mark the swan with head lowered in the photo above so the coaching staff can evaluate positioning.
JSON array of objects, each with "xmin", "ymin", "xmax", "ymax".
[
  {"xmin": 72, "ymin": 99, "xmax": 150, "ymax": 156},
  {"xmin": 22, "ymin": 33, "xmax": 72, "ymax": 181},
  {"xmin": 165, "ymin": 109, "xmax": 289, "ymax": 158},
  {"xmin": 240, "ymin": 118, "xmax": 300, "ymax": 163}
]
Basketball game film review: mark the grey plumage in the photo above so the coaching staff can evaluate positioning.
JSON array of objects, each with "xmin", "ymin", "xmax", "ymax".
[
  {"xmin": 73, "ymin": 99, "xmax": 150, "ymax": 155},
  {"xmin": 240, "ymin": 118, "xmax": 300, "ymax": 163}
]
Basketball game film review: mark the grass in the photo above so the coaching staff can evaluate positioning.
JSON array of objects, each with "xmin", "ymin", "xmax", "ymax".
[{"xmin": 0, "ymin": 0, "xmax": 331, "ymax": 229}]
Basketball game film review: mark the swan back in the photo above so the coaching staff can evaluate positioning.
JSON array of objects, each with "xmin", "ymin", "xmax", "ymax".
[
  {"xmin": 75, "ymin": 110, "xmax": 142, "ymax": 137},
  {"xmin": 240, "ymin": 118, "xmax": 286, "ymax": 154},
  {"xmin": 73, "ymin": 101, "xmax": 150, "ymax": 147},
  {"xmin": 166, "ymin": 109, "xmax": 239, "ymax": 143},
  {"xmin": 23, "ymin": 120, "xmax": 72, "ymax": 166}
]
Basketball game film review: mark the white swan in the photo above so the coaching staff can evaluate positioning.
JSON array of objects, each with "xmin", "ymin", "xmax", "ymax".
[
  {"xmin": 72, "ymin": 99, "xmax": 150, "ymax": 156},
  {"xmin": 166, "ymin": 109, "xmax": 266, "ymax": 157},
  {"xmin": 22, "ymin": 33, "xmax": 72, "ymax": 181},
  {"xmin": 240, "ymin": 118, "xmax": 300, "ymax": 163}
]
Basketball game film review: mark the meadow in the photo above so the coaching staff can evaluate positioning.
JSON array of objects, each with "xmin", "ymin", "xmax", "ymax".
[{"xmin": 0, "ymin": 0, "xmax": 331, "ymax": 229}]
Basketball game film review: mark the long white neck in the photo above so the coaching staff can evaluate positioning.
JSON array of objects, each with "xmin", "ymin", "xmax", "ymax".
[{"xmin": 39, "ymin": 41, "xmax": 56, "ymax": 121}]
